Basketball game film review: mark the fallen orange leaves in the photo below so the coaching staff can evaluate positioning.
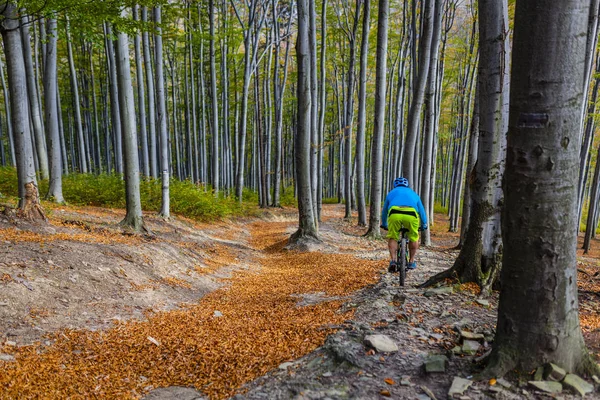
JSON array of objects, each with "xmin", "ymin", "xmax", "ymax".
[{"xmin": 0, "ymin": 219, "xmax": 381, "ymax": 399}]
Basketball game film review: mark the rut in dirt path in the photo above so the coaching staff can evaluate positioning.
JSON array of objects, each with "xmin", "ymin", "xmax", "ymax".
[{"xmin": 0, "ymin": 214, "xmax": 384, "ymax": 399}]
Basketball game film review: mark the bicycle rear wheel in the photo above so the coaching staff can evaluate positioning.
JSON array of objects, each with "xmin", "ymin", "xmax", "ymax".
[{"xmin": 398, "ymin": 238, "xmax": 407, "ymax": 286}]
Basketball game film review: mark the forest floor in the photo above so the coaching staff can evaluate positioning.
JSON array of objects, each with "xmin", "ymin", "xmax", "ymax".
[{"xmin": 0, "ymin": 203, "xmax": 598, "ymax": 399}]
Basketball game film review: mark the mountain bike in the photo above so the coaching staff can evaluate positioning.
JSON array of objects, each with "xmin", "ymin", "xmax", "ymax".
[{"xmin": 397, "ymin": 227, "xmax": 410, "ymax": 286}]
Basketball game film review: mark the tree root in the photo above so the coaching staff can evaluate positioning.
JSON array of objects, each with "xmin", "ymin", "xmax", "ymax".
[
  {"xmin": 478, "ymin": 348, "xmax": 518, "ymax": 380},
  {"xmin": 577, "ymin": 352, "xmax": 600, "ymax": 377},
  {"xmin": 418, "ymin": 265, "xmax": 457, "ymax": 288},
  {"xmin": 17, "ymin": 182, "xmax": 47, "ymax": 223}
]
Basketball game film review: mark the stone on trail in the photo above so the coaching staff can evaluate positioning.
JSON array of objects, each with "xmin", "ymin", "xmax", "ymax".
[
  {"xmin": 213, "ymin": 310, "xmax": 223, "ymax": 318},
  {"xmin": 461, "ymin": 340, "xmax": 481, "ymax": 355},
  {"xmin": 459, "ymin": 330, "xmax": 485, "ymax": 342},
  {"xmin": 562, "ymin": 374, "xmax": 594, "ymax": 396},
  {"xmin": 278, "ymin": 362, "xmax": 294, "ymax": 370},
  {"xmin": 448, "ymin": 377, "xmax": 473, "ymax": 397},
  {"xmin": 533, "ymin": 367, "xmax": 544, "ymax": 382},
  {"xmin": 592, "ymin": 375, "xmax": 600, "ymax": 384},
  {"xmin": 543, "ymin": 363, "xmax": 566, "ymax": 382},
  {"xmin": 528, "ymin": 381, "xmax": 562, "ymax": 394},
  {"xmin": 363, "ymin": 334, "xmax": 398, "ymax": 353},
  {"xmin": 143, "ymin": 386, "xmax": 206, "ymax": 400},
  {"xmin": 496, "ymin": 378, "xmax": 512, "ymax": 389},
  {"xmin": 424, "ymin": 287, "xmax": 453, "ymax": 297},
  {"xmin": 475, "ymin": 299, "xmax": 490, "ymax": 307},
  {"xmin": 424, "ymin": 354, "xmax": 448, "ymax": 373},
  {"xmin": 0, "ymin": 354, "xmax": 15, "ymax": 362}
]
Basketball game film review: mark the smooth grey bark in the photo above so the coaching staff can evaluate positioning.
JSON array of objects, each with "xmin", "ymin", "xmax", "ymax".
[
  {"xmin": 103, "ymin": 22, "xmax": 122, "ymax": 174},
  {"xmin": 21, "ymin": 14, "xmax": 48, "ymax": 180},
  {"xmin": 487, "ymin": 0, "xmax": 598, "ymax": 377},
  {"xmin": 272, "ymin": 0, "xmax": 293, "ymax": 206},
  {"xmin": 154, "ymin": 6, "xmax": 170, "ymax": 218},
  {"xmin": 115, "ymin": 9, "xmax": 145, "ymax": 232},
  {"xmin": 402, "ymin": 0, "xmax": 434, "ymax": 185},
  {"xmin": 459, "ymin": 82, "xmax": 480, "ymax": 247},
  {"xmin": 133, "ymin": 5, "xmax": 149, "ymax": 178},
  {"xmin": 290, "ymin": 0, "xmax": 318, "ymax": 243},
  {"xmin": 583, "ymin": 134, "xmax": 600, "ymax": 253},
  {"xmin": 233, "ymin": 0, "xmax": 265, "ymax": 201},
  {"xmin": 342, "ymin": 0, "xmax": 361, "ymax": 219},
  {"xmin": 187, "ymin": 5, "xmax": 199, "ymax": 183},
  {"xmin": 316, "ymin": 0, "xmax": 326, "ymax": 218},
  {"xmin": 209, "ymin": 0, "xmax": 219, "ymax": 194},
  {"xmin": 355, "ymin": 0, "xmax": 370, "ymax": 227},
  {"xmin": 0, "ymin": 2, "xmax": 44, "ymax": 219},
  {"xmin": 142, "ymin": 7, "xmax": 157, "ymax": 179},
  {"xmin": 420, "ymin": 0, "xmax": 443, "ymax": 246},
  {"xmin": 309, "ymin": 0, "xmax": 319, "ymax": 219},
  {"xmin": 365, "ymin": 0, "xmax": 389, "ymax": 237},
  {"xmin": 0, "ymin": 53, "xmax": 15, "ymax": 166},
  {"xmin": 88, "ymin": 46, "xmax": 101, "ymax": 173},
  {"xmin": 43, "ymin": 17, "xmax": 63, "ymax": 203},
  {"xmin": 66, "ymin": 18, "xmax": 89, "ymax": 174},
  {"xmin": 197, "ymin": 8, "xmax": 208, "ymax": 187}
]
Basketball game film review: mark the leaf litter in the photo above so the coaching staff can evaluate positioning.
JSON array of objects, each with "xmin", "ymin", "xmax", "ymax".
[{"xmin": 0, "ymin": 214, "xmax": 381, "ymax": 399}]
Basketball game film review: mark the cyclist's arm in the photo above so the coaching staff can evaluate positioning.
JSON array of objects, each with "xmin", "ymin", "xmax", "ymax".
[
  {"xmin": 381, "ymin": 197, "xmax": 390, "ymax": 228},
  {"xmin": 416, "ymin": 197, "xmax": 428, "ymax": 227}
]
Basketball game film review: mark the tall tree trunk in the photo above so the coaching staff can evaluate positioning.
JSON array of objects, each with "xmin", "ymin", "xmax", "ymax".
[
  {"xmin": 103, "ymin": 22, "xmax": 122, "ymax": 174},
  {"xmin": 290, "ymin": 0, "xmax": 318, "ymax": 243},
  {"xmin": 420, "ymin": 0, "xmax": 443, "ymax": 245},
  {"xmin": 0, "ymin": 52, "xmax": 15, "ymax": 166},
  {"xmin": 115, "ymin": 9, "xmax": 145, "ymax": 232},
  {"xmin": 133, "ymin": 5, "xmax": 150, "ymax": 178},
  {"xmin": 365, "ymin": 0, "xmax": 389, "ymax": 237},
  {"xmin": 142, "ymin": 7, "xmax": 158, "ymax": 179},
  {"xmin": 486, "ymin": 0, "xmax": 599, "ymax": 377},
  {"xmin": 343, "ymin": 0, "xmax": 361, "ymax": 219},
  {"xmin": 209, "ymin": 0, "xmax": 220, "ymax": 194},
  {"xmin": 355, "ymin": 0, "xmax": 370, "ymax": 227},
  {"xmin": 44, "ymin": 16, "xmax": 63, "ymax": 203},
  {"xmin": 402, "ymin": 0, "xmax": 434, "ymax": 185},
  {"xmin": 155, "ymin": 6, "xmax": 170, "ymax": 218},
  {"xmin": 21, "ymin": 14, "xmax": 48, "ymax": 180},
  {"xmin": 0, "ymin": 2, "xmax": 45, "ymax": 220}
]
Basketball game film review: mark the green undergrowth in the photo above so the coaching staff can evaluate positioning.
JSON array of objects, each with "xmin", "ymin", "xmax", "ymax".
[{"xmin": 0, "ymin": 167, "xmax": 262, "ymax": 222}]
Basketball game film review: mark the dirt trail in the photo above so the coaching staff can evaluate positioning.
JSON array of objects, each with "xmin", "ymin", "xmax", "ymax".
[
  {"xmin": 0, "ymin": 205, "xmax": 386, "ymax": 399},
  {"xmin": 1, "ymin": 204, "xmax": 599, "ymax": 400}
]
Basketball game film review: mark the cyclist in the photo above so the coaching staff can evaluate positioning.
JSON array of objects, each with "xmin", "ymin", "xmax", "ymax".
[{"xmin": 380, "ymin": 177, "xmax": 428, "ymax": 272}]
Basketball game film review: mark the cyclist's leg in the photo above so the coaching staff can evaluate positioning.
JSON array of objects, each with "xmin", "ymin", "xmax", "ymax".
[
  {"xmin": 387, "ymin": 213, "xmax": 402, "ymax": 263},
  {"xmin": 403, "ymin": 212, "xmax": 420, "ymax": 263}
]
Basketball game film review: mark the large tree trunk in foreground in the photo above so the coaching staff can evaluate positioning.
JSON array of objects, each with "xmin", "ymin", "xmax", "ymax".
[
  {"xmin": 0, "ymin": 2, "xmax": 45, "ymax": 221},
  {"xmin": 290, "ymin": 0, "xmax": 318, "ymax": 244},
  {"xmin": 486, "ymin": 0, "xmax": 599, "ymax": 377}
]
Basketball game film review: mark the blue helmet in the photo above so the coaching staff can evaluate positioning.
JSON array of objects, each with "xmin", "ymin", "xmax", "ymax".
[{"xmin": 394, "ymin": 177, "xmax": 409, "ymax": 188}]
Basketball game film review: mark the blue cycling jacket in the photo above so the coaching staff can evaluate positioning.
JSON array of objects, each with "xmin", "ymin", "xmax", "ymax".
[{"xmin": 381, "ymin": 186, "xmax": 428, "ymax": 229}]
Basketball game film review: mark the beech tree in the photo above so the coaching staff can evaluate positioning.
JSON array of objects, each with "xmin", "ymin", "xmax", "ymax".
[
  {"xmin": 290, "ymin": 0, "xmax": 318, "ymax": 243},
  {"xmin": 486, "ymin": 0, "xmax": 599, "ymax": 377},
  {"xmin": 44, "ymin": 16, "xmax": 64, "ymax": 203},
  {"xmin": 421, "ymin": 0, "xmax": 509, "ymax": 293},
  {"xmin": 0, "ymin": 1, "xmax": 45, "ymax": 220}
]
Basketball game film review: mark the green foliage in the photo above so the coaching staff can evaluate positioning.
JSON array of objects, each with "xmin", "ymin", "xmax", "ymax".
[
  {"xmin": 433, "ymin": 202, "xmax": 448, "ymax": 214},
  {"xmin": 0, "ymin": 168, "xmax": 256, "ymax": 221},
  {"xmin": 279, "ymin": 186, "xmax": 297, "ymax": 207},
  {"xmin": 322, "ymin": 197, "xmax": 341, "ymax": 205}
]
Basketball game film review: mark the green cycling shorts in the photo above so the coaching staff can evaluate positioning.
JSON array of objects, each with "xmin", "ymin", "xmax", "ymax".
[{"xmin": 387, "ymin": 206, "xmax": 420, "ymax": 242}]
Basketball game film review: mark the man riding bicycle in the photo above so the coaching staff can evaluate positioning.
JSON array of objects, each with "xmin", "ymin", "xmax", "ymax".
[{"xmin": 380, "ymin": 177, "xmax": 428, "ymax": 272}]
